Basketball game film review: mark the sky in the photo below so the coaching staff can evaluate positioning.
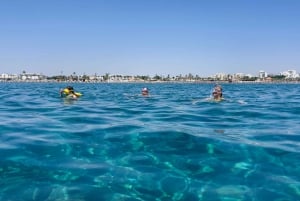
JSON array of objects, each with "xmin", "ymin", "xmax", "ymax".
[{"xmin": 0, "ymin": 0, "xmax": 300, "ymax": 77}]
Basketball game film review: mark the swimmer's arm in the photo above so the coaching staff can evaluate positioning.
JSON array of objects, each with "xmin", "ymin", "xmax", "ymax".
[{"xmin": 60, "ymin": 89, "xmax": 64, "ymax": 97}]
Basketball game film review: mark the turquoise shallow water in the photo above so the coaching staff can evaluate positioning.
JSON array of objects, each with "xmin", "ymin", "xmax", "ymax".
[{"xmin": 0, "ymin": 82, "xmax": 300, "ymax": 201}]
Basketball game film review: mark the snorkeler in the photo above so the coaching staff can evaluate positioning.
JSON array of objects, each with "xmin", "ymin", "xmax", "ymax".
[
  {"xmin": 60, "ymin": 86, "xmax": 82, "ymax": 99},
  {"xmin": 141, "ymin": 87, "xmax": 149, "ymax": 96},
  {"xmin": 212, "ymin": 85, "xmax": 223, "ymax": 101}
]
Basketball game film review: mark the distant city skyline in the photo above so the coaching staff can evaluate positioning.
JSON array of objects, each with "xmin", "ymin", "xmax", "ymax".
[
  {"xmin": 1, "ymin": 0, "xmax": 300, "ymax": 77},
  {"xmin": 1, "ymin": 68, "xmax": 298, "ymax": 79}
]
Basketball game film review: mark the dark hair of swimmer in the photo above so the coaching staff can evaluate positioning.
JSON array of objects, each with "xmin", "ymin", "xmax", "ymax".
[
  {"xmin": 66, "ymin": 86, "xmax": 74, "ymax": 90},
  {"xmin": 213, "ymin": 85, "xmax": 223, "ymax": 98},
  {"xmin": 66, "ymin": 86, "xmax": 75, "ymax": 93}
]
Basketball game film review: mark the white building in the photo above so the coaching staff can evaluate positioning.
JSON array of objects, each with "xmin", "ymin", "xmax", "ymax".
[
  {"xmin": 259, "ymin": 70, "xmax": 268, "ymax": 79},
  {"xmin": 214, "ymin": 73, "xmax": 227, "ymax": 80},
  {"xmin": 89, "ymin": 74, "xmax": 104, "ymax": 81},
  {"xmin": 20, "ymin": 73, "xmax": 46, "ymax": 81},
  {"xmin": 280, "ymin": 70, "xmax": 299, "ymax": 79},
  {"xmin": 0, "ymin": 73, "xmax": 18, "ymax": 80}
]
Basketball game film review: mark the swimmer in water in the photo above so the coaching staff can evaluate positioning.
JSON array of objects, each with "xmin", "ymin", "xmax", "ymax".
[
  {"xmin": 60, "ymin": 86, "xmax": 82, "ymax": 99},
  {"xmin": 211, "ymin": 85, "xmax": 223, "ymax": 101},
  {"xmin": 141, "ymin": 87, "xmax": 149, "ymax": 96}
]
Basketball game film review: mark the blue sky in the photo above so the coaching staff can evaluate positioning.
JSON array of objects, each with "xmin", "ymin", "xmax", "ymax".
[{"xmin": 1, "ymin": 0, "xmax": 299, "ymax": 77}]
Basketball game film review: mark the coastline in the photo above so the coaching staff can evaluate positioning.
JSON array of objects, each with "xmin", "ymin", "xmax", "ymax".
[{"xmin": 0, "ymin": 79, "xmax": 299, "ymax": 84}]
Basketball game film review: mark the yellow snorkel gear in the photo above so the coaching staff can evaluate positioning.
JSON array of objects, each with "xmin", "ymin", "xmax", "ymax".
[{"xmin": 74, "ymin": 92, "xmax": 82, "ymax": 97}]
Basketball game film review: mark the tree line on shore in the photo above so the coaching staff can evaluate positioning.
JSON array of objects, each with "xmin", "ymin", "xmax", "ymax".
[
  {"xmin": 1, "ymin": 71, "xmax": 299, "ymax": 82},
  {"xmin": 47, "ymin": 73, "xmax": 296, "ymax": 82}
]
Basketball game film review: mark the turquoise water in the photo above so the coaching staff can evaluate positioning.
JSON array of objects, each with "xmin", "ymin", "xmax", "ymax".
[{"xmin": 0, "ymin": 82, "xmax": 300, "ymax": 201}]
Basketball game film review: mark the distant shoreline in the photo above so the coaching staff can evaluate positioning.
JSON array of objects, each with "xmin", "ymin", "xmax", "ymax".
[{"xmin": 0, "ymin": 80, "xmax": 299, "ymax": 84}]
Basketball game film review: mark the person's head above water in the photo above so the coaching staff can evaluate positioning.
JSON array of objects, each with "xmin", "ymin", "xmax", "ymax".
[
  {"xmin": 66, "ymin": 86, "xmax": 74, "ymax": 91},
  {"xmin": 141, "ymin": 87, "xmax": 149, "ymax": 96},
  {"xmin": 212, "ymin": 85, "xmax": 223, "ymax": 100}
]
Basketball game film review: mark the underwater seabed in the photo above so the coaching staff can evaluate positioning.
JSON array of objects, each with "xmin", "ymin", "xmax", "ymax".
[{"xmin": 1, "ymin": 129, "xmax": 300, "ymax": 201}]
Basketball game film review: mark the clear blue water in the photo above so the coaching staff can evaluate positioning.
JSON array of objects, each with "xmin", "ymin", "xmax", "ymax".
[{"xmin": 0, "ymin": 82, "xmax": 300, "ymax": 201}]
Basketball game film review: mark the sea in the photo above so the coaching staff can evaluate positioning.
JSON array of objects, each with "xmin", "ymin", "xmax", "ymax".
[{"xmin": 0, "ymin": 82, "xmax": 299, "ymax": 201}]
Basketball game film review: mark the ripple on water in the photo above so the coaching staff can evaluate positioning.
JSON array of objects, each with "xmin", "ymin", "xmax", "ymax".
[{"xmin": 0, "ymin": 83, "xmax": 300, "ymax": 200}]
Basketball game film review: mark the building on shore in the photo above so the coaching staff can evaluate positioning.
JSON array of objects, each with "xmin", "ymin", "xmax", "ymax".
[
  {"xmin": 20, "ymin": 73, "xmax": 46, "ymax": 81},
  {"xmin": 280, "ymin": 70, "xmax": 299, "ymax": 79},
  {"xmin": 259, "ymin": 70, "xmax": 268, "ymax": 80},
  {"xmin": 0, "ymin": 73, "xmax": 18, "ymax": 81}
]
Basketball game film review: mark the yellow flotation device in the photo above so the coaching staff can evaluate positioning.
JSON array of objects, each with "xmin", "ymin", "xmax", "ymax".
[
  {"xmin": 74, "ymin": 92, "xmax": 82, "ymax": 97},
  {"xmin": 61, "ymin": 88, "xmax": 82, "ymax": 97},
  {"xmin": 63, "ymin": 88, "xmax": 70, "ymax": 94}
]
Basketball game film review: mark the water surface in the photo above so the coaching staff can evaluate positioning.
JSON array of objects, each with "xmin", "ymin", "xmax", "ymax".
[{"xmin": 0, "ymin": 82, "xmax": 299, "ymax": 201}]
